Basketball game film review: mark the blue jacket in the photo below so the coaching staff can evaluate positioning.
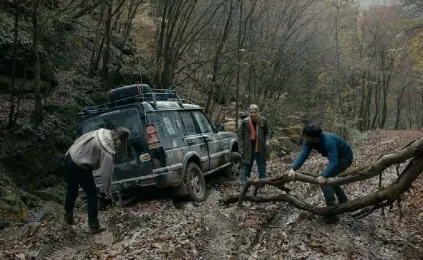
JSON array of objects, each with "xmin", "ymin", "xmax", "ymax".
[{"xmin": 291, "ymin": 132, "xmax": 353, "ymax": 177}]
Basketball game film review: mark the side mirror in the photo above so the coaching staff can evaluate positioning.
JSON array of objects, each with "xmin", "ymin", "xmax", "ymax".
[{"xmin": 215, "ymin": 123, "xmax": 224, "ymax": 132}]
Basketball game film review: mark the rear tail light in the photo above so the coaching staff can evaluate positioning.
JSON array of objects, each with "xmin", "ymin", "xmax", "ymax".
[{"xmin": 146, "ymin": 124, "xmax": 161, "ymax": 150}]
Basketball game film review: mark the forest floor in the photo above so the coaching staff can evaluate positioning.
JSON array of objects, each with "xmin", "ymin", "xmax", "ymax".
[{"xmin": 1, "ymin": 130, "xmax": 422, "ymax": 259}]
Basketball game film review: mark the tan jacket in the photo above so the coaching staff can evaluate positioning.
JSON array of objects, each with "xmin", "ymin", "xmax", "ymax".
[{"xmin": 66, "ymin": 128, "xmax": 115, "ymax": 199}]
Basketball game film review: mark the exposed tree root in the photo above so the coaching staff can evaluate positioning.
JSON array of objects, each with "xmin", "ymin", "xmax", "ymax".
[{"xmin": 220, "ymin": 136, "xmax": 423, "ymax": 217}]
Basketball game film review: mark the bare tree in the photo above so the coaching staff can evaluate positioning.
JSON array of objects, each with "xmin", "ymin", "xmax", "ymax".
[
  {"xmin": 6, "ymin": 0, "xmax": 20, "ymax": 129},
  {"xmin": 32, "ymin": 0, "xmax": 43, "ymax": 125},
  {"xmin": 153, "ymin": 0, "xmax": 228, "ymax": 89}
]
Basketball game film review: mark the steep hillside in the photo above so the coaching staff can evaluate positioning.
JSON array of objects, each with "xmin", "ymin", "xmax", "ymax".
[
  {"xmin": 0, "ymin": 2, "xmax": 154, "ymax": 192},
  {"xmin": 0, "ymin": 1, "xmax": 159, "ymax": 226}
]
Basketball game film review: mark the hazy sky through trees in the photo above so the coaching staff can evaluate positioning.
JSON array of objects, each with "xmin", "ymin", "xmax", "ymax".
[{"xmin": 354, "ymin": 0, "xmax": 400, "ymax": 8}]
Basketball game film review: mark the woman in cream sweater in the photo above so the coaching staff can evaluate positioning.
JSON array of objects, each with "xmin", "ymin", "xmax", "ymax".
[{"xmin": 64, "ymin": 127, "xmax": 130, "ymax": 233}]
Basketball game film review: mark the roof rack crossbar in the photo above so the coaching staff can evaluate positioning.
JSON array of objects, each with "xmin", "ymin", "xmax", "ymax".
[{"xmin": 82, "ymin": 89, "xmax": 185, "ymax": 115}]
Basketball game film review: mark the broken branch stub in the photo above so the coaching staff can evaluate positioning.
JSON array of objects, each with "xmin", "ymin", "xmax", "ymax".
[{"xmin": 220, "ymin": 136, "xmax": 423, "ymax": 217}]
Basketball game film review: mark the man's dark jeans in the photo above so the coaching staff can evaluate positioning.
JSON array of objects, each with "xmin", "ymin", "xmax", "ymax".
[
  {"xmin": 64, "ymin": 154, "xmax": 99, "ymax": 228},
  {"xmin": 321, "ymin": 157, "xmax": 352, "ymax": 205}
]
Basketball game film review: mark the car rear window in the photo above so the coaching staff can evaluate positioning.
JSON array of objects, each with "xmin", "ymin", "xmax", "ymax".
[{"xmin": 82, "ymin": 109, "xmax": 142, "ymax": 137}]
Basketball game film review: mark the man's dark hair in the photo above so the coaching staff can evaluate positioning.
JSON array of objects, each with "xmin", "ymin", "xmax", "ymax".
[{"xmin": 302, "ymin": 123, "xmax": 322, "ymax": 138}]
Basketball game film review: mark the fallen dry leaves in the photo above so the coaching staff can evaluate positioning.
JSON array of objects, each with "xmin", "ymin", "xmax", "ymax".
[{"xmin": 0, "ymin": 130, "xmax": 422, "ymax": 259}]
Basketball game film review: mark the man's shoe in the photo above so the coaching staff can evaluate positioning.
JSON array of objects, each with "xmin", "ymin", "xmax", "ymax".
[
  {"xmin": 324, "ymin": 215, "xmax": 340, "ymax": 224},
  {"xmin": 64, "ymin": 214, "xmax": 76, "ymax": 225},
  {"xmin": 89, "ymin": 226, "xmax": 106, "ymax": 234},
  {"xmin": 339, "ymin": 199, "xmax": 349, "ymax": 204}
]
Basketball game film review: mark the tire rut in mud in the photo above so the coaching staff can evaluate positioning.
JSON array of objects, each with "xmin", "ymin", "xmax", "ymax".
[
  {"xmin": 35, "ymin": 225, "xmax": 94, "ymax": 260},
  {"xmin": 197, "ymin": 210, "xmax": 240, "ymax": 259}
]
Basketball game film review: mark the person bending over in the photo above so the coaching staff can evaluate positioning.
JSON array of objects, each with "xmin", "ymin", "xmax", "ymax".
[
  {"xmin": 287, "ymin": 124, "xmax": 353, "ymax": 223},
  {"xmin": 64, "ymin": 127, "xmax": 130, "ymax": 233}
]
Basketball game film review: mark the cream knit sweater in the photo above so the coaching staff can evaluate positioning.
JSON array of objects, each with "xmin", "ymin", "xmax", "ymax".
[{"xmin": 66, "ymin": 128, "xmax": 116, "ymax": 199}]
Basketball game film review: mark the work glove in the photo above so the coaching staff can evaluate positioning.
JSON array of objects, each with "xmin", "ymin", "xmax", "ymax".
[
  {"xmin": 316, "ymin": 176, "xmax": 326, "ymax": 185},
  {"xmin": 287, "ymin": 168, "xmax": 296, "ymax": 179}
]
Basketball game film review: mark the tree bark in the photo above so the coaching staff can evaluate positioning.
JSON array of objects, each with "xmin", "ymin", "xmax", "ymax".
[
  {"xmin": 205, "ymin": 0, "xmax": 234, "ymax": 114},
  {"xmin": 394, "ymin": 83, "xmax": 410, "ymax": 130},
  {"xmin": 115, "ymin": 0, "xmax": 141, "ymax": 75},
  {"xmin": 32, "ymin": 0, "xmax": 43, "ymax": 125},
  {"xmin": 102, "ymin": 0, "xmax": 113, "ymax": 89},
  {"xmin": 235, "ymin": 0, "xmax": 243, "ymax": 129},
  {"xmin": 89, "ymin": 2, "xmax": 106, "ymax": 76},
  {"xmin": 371, "ymin": 77, "xmax": 380, "ymax": 129},
  {"xmin": 7, "ymin": 0, "xmax": 19, "ymax": 129}
]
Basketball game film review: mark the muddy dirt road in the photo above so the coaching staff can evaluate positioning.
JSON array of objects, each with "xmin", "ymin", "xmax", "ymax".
[{"xmin": 1, "ymin": 130, "xmax": 422, "ymax": 259}]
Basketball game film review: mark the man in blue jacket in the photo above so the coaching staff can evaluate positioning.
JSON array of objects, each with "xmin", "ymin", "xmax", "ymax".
[{"xmin": 287, "ymin": 124, "xmax": 353, "ymax": 222}]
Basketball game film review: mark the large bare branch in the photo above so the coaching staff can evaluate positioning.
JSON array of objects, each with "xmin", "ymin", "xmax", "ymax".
[{"xmin": 220, "ymin": 136, "xmax": 423, "ymax": 217}]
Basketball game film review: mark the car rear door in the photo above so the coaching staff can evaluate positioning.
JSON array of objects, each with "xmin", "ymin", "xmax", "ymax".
[
  {"xmin": 147, "ymin": 110, "xmax": 191, "ymax": 170},
  {"xmin": 81, "ymin": 107, "xmax": 153, "ymax": 184}
]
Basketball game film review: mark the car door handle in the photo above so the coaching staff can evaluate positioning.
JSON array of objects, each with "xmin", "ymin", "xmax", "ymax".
[{"xmin": 187, "ymin": 139, "xmax": 195, "ymax": 145}]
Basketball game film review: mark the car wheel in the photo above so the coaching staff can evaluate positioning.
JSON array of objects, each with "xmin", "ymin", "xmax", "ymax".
[
  {"xmin": 184, "ymin": 163, "xmax": 206, "ymax": 202},
  {"xmin": 225, "ymin": 152, "xmax": 242, "ymax": 180}
]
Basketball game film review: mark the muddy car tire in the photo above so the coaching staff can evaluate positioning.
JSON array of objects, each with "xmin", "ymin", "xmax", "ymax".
[
  {"xmin": 224, "ymin": 152, "xmax": 242, "ymax": 180},
  {"xmin": 184, "ymin": 163, "xmax": 206, "ymax": 202}
]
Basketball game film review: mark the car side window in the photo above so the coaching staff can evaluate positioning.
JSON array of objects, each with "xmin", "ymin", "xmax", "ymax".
[
  {"xmin": 157, "ymin": 111, "xmax": 182, "ymax": 139},
  {"xmin": 193, "ymin": 111, "xmax": 213, "ymax": 133},
  {"xmin": 179, "ymin": 111, "xmax": 199, "ymax": 136}
]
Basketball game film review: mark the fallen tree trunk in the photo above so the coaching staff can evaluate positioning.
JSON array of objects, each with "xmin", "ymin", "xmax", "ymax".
[{"xmin": 220, "ymin": 136, "xmax": 423, "ymax": 217}]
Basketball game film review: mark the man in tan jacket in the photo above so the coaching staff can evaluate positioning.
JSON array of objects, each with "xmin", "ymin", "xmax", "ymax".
[{"xmin": 64, "ymin": 127, "xmax": 130, "ymax": 233}]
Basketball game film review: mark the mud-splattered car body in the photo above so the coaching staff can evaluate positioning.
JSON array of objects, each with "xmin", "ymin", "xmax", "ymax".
[{"xmin": 76, "ymin": 86, "xmax": 240, "ymax": 202}]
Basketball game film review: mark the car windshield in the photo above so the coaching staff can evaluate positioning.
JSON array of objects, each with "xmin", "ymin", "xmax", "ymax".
[{"xmin": 82, "ymin": 108, "xmax": 142, "ymax": 137}]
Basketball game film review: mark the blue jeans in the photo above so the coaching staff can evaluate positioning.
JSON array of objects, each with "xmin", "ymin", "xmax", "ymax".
[
  {"xmin": 242, "ymin": 152, "xmax": 266, "ymax": 185},
  {"xmin": 321, "ymin": 157, "xmax": 351, "ymax": 205}
]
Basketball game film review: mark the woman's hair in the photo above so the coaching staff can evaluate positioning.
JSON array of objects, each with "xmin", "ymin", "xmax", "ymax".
[
  {"xmin": 111, "ymin": 127, "xmax": 130, "ymax": 158},
  {"xmin": 302, "ymin": 123, "xmax": 322, "ymax": 138},
  {"xmin": 248, "ymin": 104, "xmax": 259, "ymax": 112}
]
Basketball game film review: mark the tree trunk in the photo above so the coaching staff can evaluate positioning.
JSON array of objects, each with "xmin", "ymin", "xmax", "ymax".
[
  {"xmin": 380, "ymin": 90, "xmax": 388, "ymax": 129},
  {"xmin": 14, "ymin": 64, "xmax": 27, "ymax": 124},
  {"xmin": 358, "ymin": 71, "xmax": 366, "ymax": 130},
  {"xmin": 421, "ymin": 88, "xmax": 423, "ymax": 129},
  {"xmin": 102, "ymin": 0, "xmax": 113, "ymax": 89},
  {"xmin": 32, "ymin": 0, "xmax": 43, "ymax": 125},
  {"xmin": 115, "ymin": 0, "xmax": 141, "ymax": 75},
  {"xmin": 7, "ymin": 0, "xmax": 19, "ymax": 129},
  {"xmin": 371, "ymin": 79, "xmax": 380, "ymax": 129},
  {"xmin": 235, "ymin": 0, "xmax": 243, "ymax": 129},
  {"xmin": 89, "ymin": 3, "xmax": 106, "ymax": 75},
  {"xmin": 205, "ymin": 0, "xmax": 234, "ymax": 114},
  {"xmin": 395, "ymin": 97, "xmax": 402, "ymax": 130},
  {"xmin": 379, "ymin": 72, "xmax": 389, "ymax": 129},
  {"xmin": 408, "ymin": 93, "xmax": 413, "ymax": 129},
  {"xmin": 394, "ymin": 84, "xmax": 409, "ymax": 130}
]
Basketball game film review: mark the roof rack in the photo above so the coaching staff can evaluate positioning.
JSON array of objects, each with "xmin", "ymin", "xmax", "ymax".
[
  {"xmin": 80, "ymin": 88, "xmax": 185, "ymax": 116},
  {"xmin": 180, "ymin": 98, "xmax": 194, "ymax": 104}
]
